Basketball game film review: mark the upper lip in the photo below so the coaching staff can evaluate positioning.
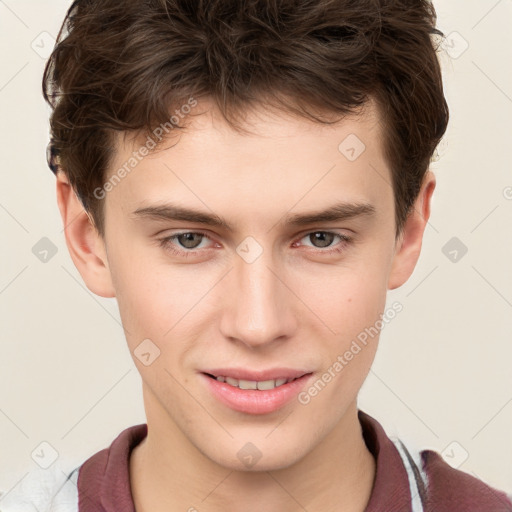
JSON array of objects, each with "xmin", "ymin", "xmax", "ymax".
[{"xmin": 202, "ymin": 368, "xmax": 312, "ymax": 381}]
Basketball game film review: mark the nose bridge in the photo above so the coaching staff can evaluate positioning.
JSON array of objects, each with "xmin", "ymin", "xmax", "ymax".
[{"xmin": 221, "ymin": 242, "xmax": 295, "ymax": 347}]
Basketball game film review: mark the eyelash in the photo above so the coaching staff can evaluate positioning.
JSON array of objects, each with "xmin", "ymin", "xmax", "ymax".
[{"xmin": 157, "ymin": 230, "xmax": 352, "ymax": 258}]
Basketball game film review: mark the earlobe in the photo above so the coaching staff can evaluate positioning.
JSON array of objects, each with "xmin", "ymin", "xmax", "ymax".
[
  {"xmin": 387, "ymin": 171, "xmax": 436, "ymax": 290},
  {"xmin": 56, "ymin": 171, "xmax": 116, "ymax": 298}
]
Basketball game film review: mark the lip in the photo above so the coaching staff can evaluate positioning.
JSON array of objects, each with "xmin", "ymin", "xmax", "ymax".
[{"xmin": 200, "ymin": 371, "xmax": 314, "ymax": 415}]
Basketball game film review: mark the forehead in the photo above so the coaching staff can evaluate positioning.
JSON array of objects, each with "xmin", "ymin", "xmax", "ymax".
[{"xmin": 106, "ymin": 97, "xmax": 392, "ymax": 227}]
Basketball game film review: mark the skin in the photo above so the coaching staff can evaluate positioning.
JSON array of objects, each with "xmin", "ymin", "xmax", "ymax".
[{"xmin": 56, "ymin": 97, "xmax": 435, "ymax": 512}]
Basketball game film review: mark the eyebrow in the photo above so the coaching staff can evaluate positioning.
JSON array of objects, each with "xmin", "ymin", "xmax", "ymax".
[{"xmin": 131, "ymin": 201, "xmax": 376, "ymax": 231}]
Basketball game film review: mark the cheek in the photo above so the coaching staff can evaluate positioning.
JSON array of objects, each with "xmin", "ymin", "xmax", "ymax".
[
  {"xmin": 115, "ymin": 271, "xmax": 180, "ymax": 343},
  {"xmin": 294, "ymin": 257, "xmax": 389, "ymax": 333},
  {"xmin": 109, "ymin": 247, "xmax": 217, "ymax": 354},
  {"xmin": 303, "ymin": 273, "xmax": 384, "ymax": 408},
  {"xmin": 106, "ymin": 240, "xmax": 171, "ymax": 341}
]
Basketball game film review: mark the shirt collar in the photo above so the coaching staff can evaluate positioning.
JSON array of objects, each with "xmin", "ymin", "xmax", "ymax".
[{"xmin": 77, "ymin": 410, "xmax": 413, "ymax": 511}]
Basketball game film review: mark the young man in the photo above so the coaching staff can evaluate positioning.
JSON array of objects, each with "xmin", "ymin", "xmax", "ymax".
[{"xmin": 2, "ymin": 0, "xmax": 511, "ymax": 511}]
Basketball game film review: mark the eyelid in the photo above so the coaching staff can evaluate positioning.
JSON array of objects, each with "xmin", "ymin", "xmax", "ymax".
[
  {"xmin": 160, "ymin": 229, "xmax": 217, "ymax": 248},
  {"xmin": 294, "ymin": 231, "xmax": 352, "ymax": 252},
  {"xmin": 294, "ymin": 227, "xmax": 353, "ymax": 240}
]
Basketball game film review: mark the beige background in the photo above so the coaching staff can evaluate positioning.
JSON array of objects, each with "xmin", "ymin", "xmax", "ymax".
[{"xmin": 1, "ymin": 0, "xmax": 511, "ymax": 499}]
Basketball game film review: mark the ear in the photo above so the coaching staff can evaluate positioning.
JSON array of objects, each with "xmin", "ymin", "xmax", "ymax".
[
  {"xmin": 56, "ymin": 171, "xmax": 115, "ymax": 298},
  {"xmin": 387, "ymin": 171, "xmax": 436, "ymax": 290}
]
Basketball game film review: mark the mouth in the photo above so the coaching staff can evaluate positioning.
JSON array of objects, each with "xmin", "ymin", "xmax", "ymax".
[
  {"xmin": 200, "ymin": 369, "xmax": 314, "ymax": 415},
  {"xmin": 202, "ymin": 372, "xmax": 306, "ymax": 391}
]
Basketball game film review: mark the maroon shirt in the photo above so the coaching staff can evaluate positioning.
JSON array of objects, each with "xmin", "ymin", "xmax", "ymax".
[{"xmin": 75, "ymin": 410, "xmax": 512, "ymax": 511}]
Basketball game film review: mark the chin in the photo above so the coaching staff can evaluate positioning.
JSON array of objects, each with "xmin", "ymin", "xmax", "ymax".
[{"xmin": 204, "ymin": 439, "xmax": 307, "ymax": 473}]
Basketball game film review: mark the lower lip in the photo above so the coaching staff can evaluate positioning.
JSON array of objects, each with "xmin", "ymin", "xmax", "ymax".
[{"xmin": 201, "ymin": 373, "xmax": 313, "ymax": 415}]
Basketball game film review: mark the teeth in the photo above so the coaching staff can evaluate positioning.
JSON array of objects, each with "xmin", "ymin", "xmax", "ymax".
[
  {"xmin": 257, "ymin": 379, "xmax": 277, "ymax": 390},
  {"xmin": 225, "ymin": 377, "xmax": 238, "ymax": 386},
  {"xmin": 215, "ymin": 375, "xmax": 296, "ymax": 390},
  {"xmin": 239, "ymin": 379, "xmax": 258, "ymax": 390}
]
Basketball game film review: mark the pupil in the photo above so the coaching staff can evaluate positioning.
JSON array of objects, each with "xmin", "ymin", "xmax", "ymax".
[
  {"xmin": 312, "ymin": 232, "xmax": 333, "ymax": 248},
  {"xmin": 179, "ymin": 233, "xmax": 201, "ymax": 249}
]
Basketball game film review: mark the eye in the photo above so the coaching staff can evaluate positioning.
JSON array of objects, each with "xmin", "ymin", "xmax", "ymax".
[
  {"xmin": 301, "ymin": 231, "xmax": 337, "ymax": 248},
  {"xmin": 295, "ymin": 231, "xmax": 352, "ymax": 254},
  {"xmin": 169, "ymin": 232, "xmax": 208, "ymax": 249},
  {"xmin": 157, "ymin": 230, "xmax": 352, "ymax": 258},
  {"xmin": 158, "ymin": 231, "xmax": 214, "ymax": 256}
]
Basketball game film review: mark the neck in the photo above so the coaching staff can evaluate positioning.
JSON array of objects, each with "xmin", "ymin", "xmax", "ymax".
[{"xmin": 130, "ymin": 398, "xmax": 375, "ymax": 512}]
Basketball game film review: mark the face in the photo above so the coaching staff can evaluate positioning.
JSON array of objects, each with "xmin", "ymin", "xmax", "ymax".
[{"xmin": 65, "ymin": 98, "xmax": 427, "ymax": 472}]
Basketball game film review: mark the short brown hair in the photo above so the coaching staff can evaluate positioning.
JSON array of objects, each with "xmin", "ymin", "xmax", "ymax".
[{"xmin": 43, "ymin": 0, "xmax": 449, "ymax": 237}]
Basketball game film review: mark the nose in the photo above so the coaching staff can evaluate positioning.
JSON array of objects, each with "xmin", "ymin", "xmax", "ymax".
[{"xmin": 219, "ymin": 248, "xmax": 297, "ymax": 349}]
